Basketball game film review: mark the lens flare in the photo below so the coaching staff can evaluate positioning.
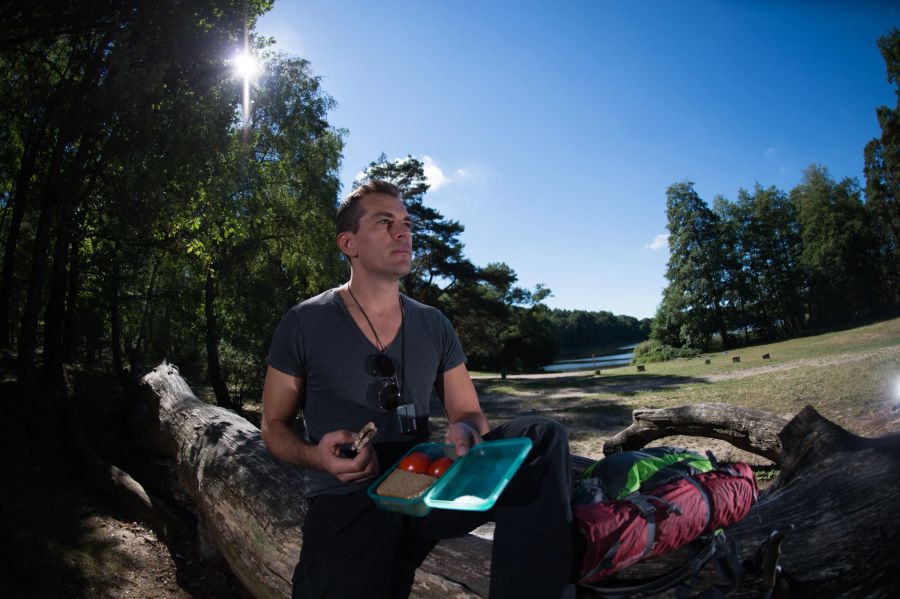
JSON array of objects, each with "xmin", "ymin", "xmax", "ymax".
[{"xmin": 231, "ymin": 51, "xmax": 258, "ymax": 80}]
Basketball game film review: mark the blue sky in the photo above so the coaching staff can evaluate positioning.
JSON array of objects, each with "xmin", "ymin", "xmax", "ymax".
[{"xmin": 254, "ymin": 1, "xmax": 898, "ymax": 319}]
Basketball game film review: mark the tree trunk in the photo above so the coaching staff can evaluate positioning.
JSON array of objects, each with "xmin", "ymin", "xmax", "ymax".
[
  {"xmin": 15, "ymin": 130, "xmax": 70, "ymax": 398},
  {"xmin": 204, "ymin": 265, "xmax": 233, "ymax": 409},
  {"xmin": 0, "ymin": 113, "xmax": 50, "ymax": 348},
  {"xmin": 62, "ymin": 219, "xmax": 84, "ymax": 363},
  {"xmin": 132, "ymin": 257, "xmax": 160, "ymax": 370},
  {"xmin": 136, "ymin": 365, "xmax": 900, "ymax": 598},
  {"xmin": 43, "ymin": 161, "xmax": 93, "ymax": 382},
  {"xmin": 110, "ymin": 249, "xmax": 129, "ymax": 388},
  {"xmin": 728, "ymin": 406, "xmax": 900, "ymax": 597},
  {"xmin": 603, "ymin": 403, "xmax": 789, "ymax": 465}
]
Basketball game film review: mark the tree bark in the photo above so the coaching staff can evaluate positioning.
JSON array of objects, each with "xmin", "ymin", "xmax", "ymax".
[
  {"xmin": 43, "ymin": 156, "xmax": 95, "ymax": 382},
  {"xmin": 136, "ymin": 365, "xmax": 900, "ymax": 598},
  {"xmin": 204, "ymin": 265, "xmax": 233, "ymax": 409},
  {"xmin": 15, "ymin": 39, "xmax": 104, "ymax": 398},
  {"xmin": 0, "ymin": 109, "xmax": 53, "ymax": 348},
  {"xmin": 62, "ymin": 217, "xmax": 84, "ymax": 363},
  {"xmin": 109, "ymin": 247, "xmax": 130, "ymax": 390},
  {"xmin": 16, "ymin": 128, "xmax": 71, "ymax": 398},
  {"xmin": 603, "ymin": 403, "xmax": 789, "ymax": 465},
  {"xmin": 728, "ymin": 406, "xmax": 900, "ymax": 597}
]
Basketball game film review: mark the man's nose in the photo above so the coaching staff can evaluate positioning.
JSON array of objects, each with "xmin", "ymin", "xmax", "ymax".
[{"xmin": 391, "ymin": 224, "xmax": 411, "ymax": 239}]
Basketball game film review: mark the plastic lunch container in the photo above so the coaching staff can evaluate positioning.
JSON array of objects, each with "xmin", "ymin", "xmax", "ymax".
[{"xmin": 367, "ymin": 438, "xmax": 533, "ymax": 517}]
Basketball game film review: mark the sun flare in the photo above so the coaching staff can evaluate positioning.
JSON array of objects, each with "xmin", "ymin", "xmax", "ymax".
[{"xmin": 231, "ymin": 51, "xmax": 258, "ymax": 81}]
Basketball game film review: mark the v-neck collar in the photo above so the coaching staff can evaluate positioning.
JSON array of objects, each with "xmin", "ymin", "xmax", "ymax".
[{"xmin": 332, "ymin": 287, "xmax": 403, "ymax": 353}]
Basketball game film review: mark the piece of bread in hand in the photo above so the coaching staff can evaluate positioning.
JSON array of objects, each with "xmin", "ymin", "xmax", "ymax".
[
  {"xmin": 352, "ymin": 421, "xmax": 377, "ymax": 453},
  {"xmin": 376, "ymin": 469, "xmax": 436, "ymax": 499}
]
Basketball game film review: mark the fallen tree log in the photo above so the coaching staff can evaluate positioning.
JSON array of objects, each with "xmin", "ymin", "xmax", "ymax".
[
  {"xmin": 603, "ymin": 403, "xmax": 789, "ymax": 464},
  {"xmin": 137, "ymin": 362, "xmax": 492, "ymax": 598},
  {"xmin": 728, "ymin": 405, "xmax": 900, "ymax": 597},
  {"xmin": 137, "ymin": 364, "xmax": 900, "ymax": 597}
]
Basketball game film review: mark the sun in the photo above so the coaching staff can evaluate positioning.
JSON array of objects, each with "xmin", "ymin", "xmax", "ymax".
[
  {"xmin": 231, "ymin": 51, "xmax": 258, "ymax": 81},
  {"xmin": 230, "ymin": 50, "xmax": 258, "ymax": 139}
]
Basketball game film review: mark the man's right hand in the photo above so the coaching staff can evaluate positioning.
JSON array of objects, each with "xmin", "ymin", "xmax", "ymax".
[{"xmin": 317, "ymin": 429, "xmax": 380, "ymax": 482}]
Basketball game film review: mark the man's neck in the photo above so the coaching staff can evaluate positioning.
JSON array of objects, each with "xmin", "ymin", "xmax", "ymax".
[{"xmin": 345, "ymin": 272, "xmax": 402, "ymax": 314}]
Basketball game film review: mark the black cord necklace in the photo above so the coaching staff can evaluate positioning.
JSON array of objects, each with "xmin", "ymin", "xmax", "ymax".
[
  {"xmin": 346, "ymin": 284, "xmax": 406, "ymax": 405},
  {"xmin": 346, "ymin": 284, "xmax": 403, "ymax": 352}
]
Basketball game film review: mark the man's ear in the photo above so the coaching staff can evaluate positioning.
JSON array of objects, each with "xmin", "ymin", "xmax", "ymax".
[{"xmin": 337, "ymin": 232, "xmax": 357, "ymax": 259}]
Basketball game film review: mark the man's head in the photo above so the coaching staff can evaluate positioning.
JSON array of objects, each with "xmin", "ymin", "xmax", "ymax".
[
  {"xmin": 336, "ymin": 179, "xmax": 403, "ymax": 235},
  {"xmin": 336, "ymin": 180, "xmax": 412, "ymax": 277}
]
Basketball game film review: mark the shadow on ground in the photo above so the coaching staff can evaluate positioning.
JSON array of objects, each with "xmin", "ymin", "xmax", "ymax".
[{"xmin": 0, "ymin": 367, "xmax": 252, "ymax": 599}]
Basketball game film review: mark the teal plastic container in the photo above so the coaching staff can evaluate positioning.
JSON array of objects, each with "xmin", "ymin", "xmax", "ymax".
[{"xmin": 367, "ymin": 438, "xmax": 533, "ymax": 517}]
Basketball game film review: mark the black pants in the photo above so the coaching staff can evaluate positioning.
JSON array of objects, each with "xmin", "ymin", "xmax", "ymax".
[{"xmin": 292, "ymin": 416, "xmax": 577, "ymax": 599}]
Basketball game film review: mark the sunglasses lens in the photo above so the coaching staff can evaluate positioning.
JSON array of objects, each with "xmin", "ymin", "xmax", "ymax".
[
  {"xmin": 379, "ymin": 382, "xmax": 401, "ymax": 409},
  {"xmin": 367, "ymin": 353, "xmax": 395, "ymax": 378}
]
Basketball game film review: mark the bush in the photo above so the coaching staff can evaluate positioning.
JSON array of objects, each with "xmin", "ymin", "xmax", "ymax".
[{"xmin": 633, "ymin": 340, "xmax": 702, "ymax": 364}]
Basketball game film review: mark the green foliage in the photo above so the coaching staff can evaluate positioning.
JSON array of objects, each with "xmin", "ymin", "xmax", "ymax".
[
  {"xmin": 864, "ymin": 28, "xmax": 900, "ymax": 307},
  {"xmin": 632, "ymin": 339, "xmax": 702, "ymax": 364},
  {"xmin": 0, "ymin": 1, "xmax": 344, "ymax": 404},
  {"xmin": 792, "ymin": 165, "xmax": 880, "ymax": 325},
  {"xmin": 547, "ymin": 309, "xmax": 650, "ymax": 356},
  {"xmin": 655, "ymin": 181, "xmax": 734, "ymax": 349},
  {"xmin": 655, "ymin": 158, "xmax": 892, "ymax": 351}
]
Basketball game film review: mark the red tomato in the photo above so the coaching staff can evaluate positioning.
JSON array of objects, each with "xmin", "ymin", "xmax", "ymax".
[
  {"xmin": 428, "ymin": 457, "xmax": 454, "ymax": 478},
  {"xmin": 398, "ymin": 451, "xmax": 431, "ymax": 474}
]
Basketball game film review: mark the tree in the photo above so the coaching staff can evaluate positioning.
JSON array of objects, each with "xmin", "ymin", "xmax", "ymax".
[
  {"xmin": 792, "ymin": 166, "xmax": 880, "ymax": 326},
  {"xmin": 717, "ymin": 185, "xmax": 804, "ymax": 338},
  {"xmin": 655, "ymin": 181, "xmax": 734, "ymax": 349},
  {"xmin": 864, "ymin": 28, "xmax": 900, "ymax": 306},
  {"xmin": 0, "ymin": 0, "xmax": 351, "ymax": 408},
  {"xmin": 548, "ymin": 309, "xmax": 650, "ymax": 355}
]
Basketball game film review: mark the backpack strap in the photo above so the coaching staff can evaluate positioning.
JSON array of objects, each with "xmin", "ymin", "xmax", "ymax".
[
  {"xmin": 695, "ymin": 531, "xmax": 741, "ymax": 598},
  {"xmin": 579, "ymin": 535, "xmax": 722, "ymax": 598},
  {"xmin": 580, "ymin": 540, "xmax": 623, "ymax": 583},
  {"xmin": 682, "ymin": 476, "xmax": 713, "ymax": 531},
  {"xmin": 630, "ymin": 495, "xmax": 682, "ymax": 560}
]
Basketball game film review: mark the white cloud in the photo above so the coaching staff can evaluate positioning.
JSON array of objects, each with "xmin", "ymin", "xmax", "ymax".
[
  {"xmin": 645, "ymin": 233, "xmax": 669, "ymax": 251},
  {"xmin": 422, "ymin": 155, "xmax": 449, "ymax": 190},
  {"xmin": 764, "ymin": 147, "xmax": 777, "ymax": 158},
  {"xmin": 357, "ymin": 156, "xmax": 482, "ymax": 192}
]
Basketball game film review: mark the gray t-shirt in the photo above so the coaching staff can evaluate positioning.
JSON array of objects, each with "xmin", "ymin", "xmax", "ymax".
[{"xmin": 267, "ymin": 288, "xmax": 467, "ymax": 496}]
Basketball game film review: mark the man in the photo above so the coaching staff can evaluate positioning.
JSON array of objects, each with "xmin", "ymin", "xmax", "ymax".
[{"xmin": 262, "ymin": 180, "xmax": 578, "ymax": 599}]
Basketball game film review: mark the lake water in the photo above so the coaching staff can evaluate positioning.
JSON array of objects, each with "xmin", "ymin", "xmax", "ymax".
[{"xmin": 543, "ymin": 343, "xmax": 639, "ymax": 373}]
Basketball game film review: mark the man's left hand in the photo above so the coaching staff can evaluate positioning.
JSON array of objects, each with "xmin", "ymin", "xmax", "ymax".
[{"xmin": 447, "ymin": 421, "xmax": 483, "ymax": 457}]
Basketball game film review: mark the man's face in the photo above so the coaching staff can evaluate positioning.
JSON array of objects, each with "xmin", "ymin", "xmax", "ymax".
[{"xmin": 340, "ymin": 193, "xmax": 413, "ymax": 278}]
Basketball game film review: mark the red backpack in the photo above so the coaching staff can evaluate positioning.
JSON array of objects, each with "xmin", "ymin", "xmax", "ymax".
[{"xmin": 574, "ymin": 447, "xmax": 758, "ymax": 595}]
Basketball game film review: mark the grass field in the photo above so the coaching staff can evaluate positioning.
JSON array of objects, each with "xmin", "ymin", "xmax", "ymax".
[{"xmin": 463, "ymin": 317, "xmax": 900, "ymax": 462}]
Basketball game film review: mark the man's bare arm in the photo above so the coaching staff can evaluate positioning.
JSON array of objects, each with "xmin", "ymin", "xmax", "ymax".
[
  {"xmin": 261, "ymin": 365, "xmax": 378, "ymax": 482},
  {"xmin": 435, "ymin": 363, "xmax": 490, "ymax": 456}
]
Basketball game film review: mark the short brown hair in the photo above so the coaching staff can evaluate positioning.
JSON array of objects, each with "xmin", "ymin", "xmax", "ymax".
[{"xmin": 336, "ymin": 179, "xmax": 402, "ymax": 234}]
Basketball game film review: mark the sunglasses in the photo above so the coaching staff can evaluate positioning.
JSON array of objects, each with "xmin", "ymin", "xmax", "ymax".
[{"xmin": 366, "ymin": 352, "xmax": 401, "ymax": 410}]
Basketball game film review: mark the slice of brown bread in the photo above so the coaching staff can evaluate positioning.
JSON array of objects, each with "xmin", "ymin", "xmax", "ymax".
[{"xmin": 377, "ymin": 469, "xmax": 436, "ymax": 499}]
